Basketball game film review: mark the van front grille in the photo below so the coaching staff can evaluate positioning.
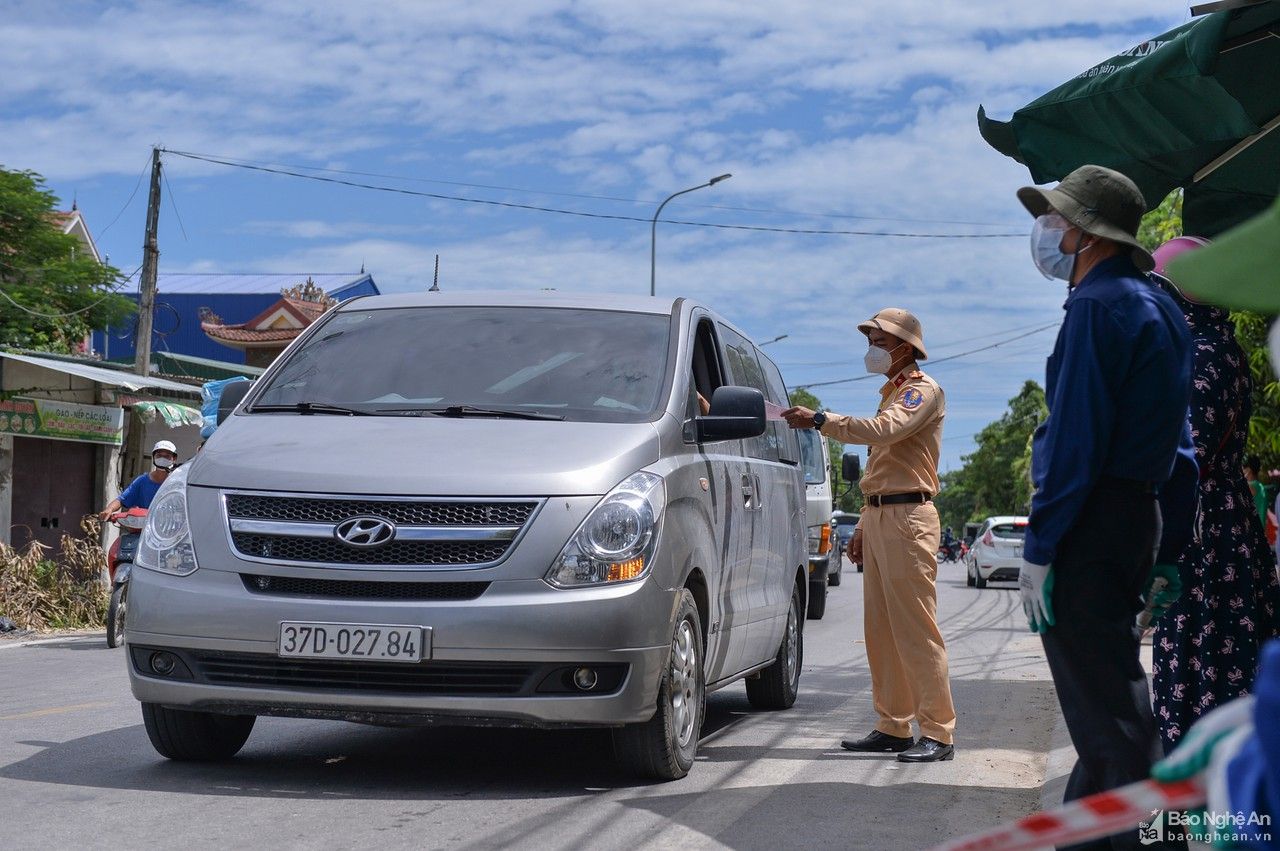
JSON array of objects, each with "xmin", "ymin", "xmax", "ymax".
[
  {"xmin": 240, "ymin": 574, "xmax": 490, "ymax": 600},
  {"xmin": 222, "ymin": 492, "xmax": 541, "ymax": 568},
  {"xmin": 225, "ymin": 495, "xmax": 537, "ymax": 527},
  {"xmin": 190, "ymin": 652, "xmax": 537, "ymax": 695},
  {"xmin": 232, "ymin": 534, "xmax": 509, "ymax": 566}
]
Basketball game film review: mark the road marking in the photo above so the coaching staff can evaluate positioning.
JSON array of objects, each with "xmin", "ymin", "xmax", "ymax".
[{"xmin": 0, "ymin": 701, "xmax": 114, "ymax": 721}]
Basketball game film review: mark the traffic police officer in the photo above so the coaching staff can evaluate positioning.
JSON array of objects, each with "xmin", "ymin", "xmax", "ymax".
[
  {"xmin": 783, "ymin": 308, "xmax": 956, "ymax": 763},
  {"xmin": 1017, "ymin": 165, "xmax": 1195, "ymax": 850}
]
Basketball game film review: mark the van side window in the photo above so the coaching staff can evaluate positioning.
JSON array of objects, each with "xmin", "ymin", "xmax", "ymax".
[
  {"xmin": 757, "ymin": 350, "xmax": 801, "ymax": 466},
  {"xmin": 717, "ymin": 324, "xmax": 778, "ymax": 462},
  {"xmin": 688, "ymin": 318, "xmax": 725, "ymax": 419}
]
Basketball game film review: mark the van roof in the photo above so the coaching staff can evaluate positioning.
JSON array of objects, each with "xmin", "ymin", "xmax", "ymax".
[{"xmin": 337, "ymin": 290, "xmax": 681, "ymax": 316}]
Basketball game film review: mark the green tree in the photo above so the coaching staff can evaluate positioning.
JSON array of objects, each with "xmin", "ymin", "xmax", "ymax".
[
  {"xmin": 789, "ymin": 387, "xmax": 862, "ymax": 512},
  {"xmin": 0, "ymin": 166, "xmax": 134, "ymax": 353},
  {"xmin": 935, "ymin": 381, "xmax": 1046, "ymax": 531},
  {"xmin": 1139, "ymin": 190, "xmax": 1280, "ymax": 471}
]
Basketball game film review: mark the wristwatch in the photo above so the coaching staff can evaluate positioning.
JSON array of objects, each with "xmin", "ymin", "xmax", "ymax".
[{"xmin": 812, "ymin": 410, "xmax": 827, "ymax": 430}]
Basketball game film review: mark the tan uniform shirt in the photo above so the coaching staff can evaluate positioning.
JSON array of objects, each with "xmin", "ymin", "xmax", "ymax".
[{"xmin": 818, "ymin": 364, "xmax": 944, "ymax": 500}]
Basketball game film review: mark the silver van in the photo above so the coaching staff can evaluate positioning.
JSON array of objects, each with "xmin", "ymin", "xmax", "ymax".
[{"xmin": 126, "ymin": 292, "xmax": 807, "ymax": 780}]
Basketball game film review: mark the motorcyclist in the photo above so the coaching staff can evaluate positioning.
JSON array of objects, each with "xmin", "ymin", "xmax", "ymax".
[
  {"xmin": 99, "ymin": 440, "xmax": 178, "ymax": 518},
  {"xmin": 941, "ymin": 526, "xmax": 957, "ymax": 560}
]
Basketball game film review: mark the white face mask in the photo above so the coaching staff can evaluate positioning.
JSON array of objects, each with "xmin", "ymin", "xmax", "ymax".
[
  {"xmin": 1031, "ymin": 214, "xmax": 1074, "ymax": 280},
  {"xmin": 864, "ymin": 342, "xmax": 906, "ymax": 375},
  {"xmin": 154, "ymin": 456, "xmax": 175, "ymax": 470}
]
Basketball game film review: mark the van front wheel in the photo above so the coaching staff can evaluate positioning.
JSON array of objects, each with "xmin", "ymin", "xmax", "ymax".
[
  {"xmin": 613, "ymin": 589, "xmax": 704, "ymax": 781},
  {"xmin": 141, "ymin": 702, "xmax": 255, "ymax": 761}
]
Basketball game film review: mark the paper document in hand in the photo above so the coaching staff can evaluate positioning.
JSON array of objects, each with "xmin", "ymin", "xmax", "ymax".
[{"xmin": 764, "ymin": 401, "xmax": 787, "ymax": 421}]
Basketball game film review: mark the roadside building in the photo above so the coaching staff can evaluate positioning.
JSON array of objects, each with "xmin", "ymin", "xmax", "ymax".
[
  {"xmin": 0, "ymin": 351, "xmax": 202, "ymax": 553},
  {"xmin": 200, "ymin": 277, "xmax": 337, "ymax": 368},
  {"xmin": 91, "ymin": 272, "xmax": 378, "ymax": 365}
]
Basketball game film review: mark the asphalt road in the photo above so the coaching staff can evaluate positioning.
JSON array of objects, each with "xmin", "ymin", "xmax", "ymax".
[{"xmin": 0, "ymin": 557, "xmax": 1062, "ymax": 850}]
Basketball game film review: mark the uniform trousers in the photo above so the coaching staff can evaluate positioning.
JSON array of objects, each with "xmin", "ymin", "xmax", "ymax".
[
  {"xmin": 862, "ymin": 500, "xmax": 956, "ymax": 744},
  {"xmin": 1040, "ymin": 481, "xmax": 1185, "ymax": 851}
]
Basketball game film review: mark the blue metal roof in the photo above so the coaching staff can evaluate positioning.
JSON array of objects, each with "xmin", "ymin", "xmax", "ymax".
[
  {"xmin": 119, "ymin": 272, "xmax": 376, "ymax": 296},
  {"xmin": 93, "ymin": 274, "xmax": 380, "ymax": 364}
]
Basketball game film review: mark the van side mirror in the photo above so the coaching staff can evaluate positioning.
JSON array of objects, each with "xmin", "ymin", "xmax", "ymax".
[
  {"xmin": 217, "ymin": 380, "xmax": 253, "ymax": 425},
  {"xmin": 695, "ymin": 386, "xmax": 766, "ymax": 443},
  {"xmin": 842, "ymin": 452, "xmax": 861, "ymax": 482}
]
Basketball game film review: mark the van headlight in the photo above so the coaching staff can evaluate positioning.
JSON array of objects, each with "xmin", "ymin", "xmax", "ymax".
[
  {"xmin": 135, "ymin": 463, "xmax": 199, "ymax": 576},
  {"xmin": 546, "ymin": 472, "xmax": 664, "ymax": 588}
]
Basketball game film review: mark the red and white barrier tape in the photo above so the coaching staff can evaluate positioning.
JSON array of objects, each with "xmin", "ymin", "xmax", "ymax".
[{"xmin": 929, "ymin": 778, "xmax": 1205, "ymax": 851}]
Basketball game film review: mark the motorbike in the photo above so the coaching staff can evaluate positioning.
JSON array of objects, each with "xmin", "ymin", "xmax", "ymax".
[
  {"xmin": 937, "ymin": 539, "xmax": 963, "ymax": 563},
  {"xmin": 105, "ymin": 507, "xmax": 147, "ymax": 648}
]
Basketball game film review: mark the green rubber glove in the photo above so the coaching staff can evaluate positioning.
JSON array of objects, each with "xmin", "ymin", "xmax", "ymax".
[
  {"xmin": 1019, "ymin": 560, "xmax": 1054, "ymax": 634},
  {"xmin": 1144, "ymin": 563, "xmax": 1183, "ymax": 623}
]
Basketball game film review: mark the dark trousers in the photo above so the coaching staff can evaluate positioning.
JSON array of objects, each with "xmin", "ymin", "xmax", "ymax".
[{"xmin": 1040, "ymin": 481, "xmax": 1186, "ymax": 851}]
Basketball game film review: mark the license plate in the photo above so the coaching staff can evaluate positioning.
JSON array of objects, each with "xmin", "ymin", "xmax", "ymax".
[
  {"xmin": 1014, "ymin": 546, "xmax": 1023, "ymax": 558},
  {"xmin": 278, "ymin": 622, "xmax": 428, "ymax": 663}
]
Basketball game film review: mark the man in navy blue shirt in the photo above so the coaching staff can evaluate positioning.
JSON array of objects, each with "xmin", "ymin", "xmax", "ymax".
[
  {"xmin": 99, "ymin": 439, "xmax": 179, "ymax": 517},
  {"xmin": 1016, "ymin": 165, "xmax": 1195, "ymax": 851}
]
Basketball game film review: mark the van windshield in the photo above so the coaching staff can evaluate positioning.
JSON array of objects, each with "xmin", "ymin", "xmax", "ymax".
[
  {"xmin": 253, "ymin": 306, "xmax": 672, "ymax": 423},
  {"xmin": 798, "ymin": 429, "xmax": 826, "ymax": 485}
]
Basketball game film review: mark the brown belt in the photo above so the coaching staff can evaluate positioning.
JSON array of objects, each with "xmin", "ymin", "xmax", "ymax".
[{"xmin": 866, "ymin": 492, "xmax": 931, "ymax": 507}]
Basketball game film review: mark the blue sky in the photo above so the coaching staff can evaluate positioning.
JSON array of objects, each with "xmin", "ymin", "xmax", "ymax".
[{"xmin": 2, "ymin": 0, "xmax": 1191, "ymax": 471}]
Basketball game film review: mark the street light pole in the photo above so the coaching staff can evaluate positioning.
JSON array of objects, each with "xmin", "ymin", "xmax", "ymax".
[{"xmin": 650, "ymin": 173, "xmax": 731, "ymax": 297}]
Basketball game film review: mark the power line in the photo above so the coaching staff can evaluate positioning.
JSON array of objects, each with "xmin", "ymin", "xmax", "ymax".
[
  {"xmin": 161, "ymin": 166, "xmax": 189, "ymax": 242},
  {"xmin": 162, "ymin": 149, "xmax": 1028, "ymax": 240},
  {"xmin": 0, "ymin": 262, "xmax": 144, "ymax": 319},
  {"xmin": 796, "ymin": 322, "xmax": 1059, "ymax": 389},
  {"xmin": 96, "ymin": 153, "xmax": 152, "ymax": 238},
  {"xmin": 162, "ymin": 148, "xmax": 1026, "ymax": 229},
  {"xmin": 778, "ymin": 319, "xmax": 1061, "ymax": 368}
]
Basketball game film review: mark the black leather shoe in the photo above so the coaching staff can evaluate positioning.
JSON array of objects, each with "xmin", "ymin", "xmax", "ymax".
[
  {"xmin": 840, "ymin": 731, "xmax": 915, "ymax": 752},
  {"xmin": 896, "ymin": 737, "xmax": 954, "ymax": 762}
]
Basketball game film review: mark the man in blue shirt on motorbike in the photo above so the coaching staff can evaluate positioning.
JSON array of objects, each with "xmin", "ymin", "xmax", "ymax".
[{"xmin": 99, "ymin": 439, "xmax": 179, "ymax": 517}]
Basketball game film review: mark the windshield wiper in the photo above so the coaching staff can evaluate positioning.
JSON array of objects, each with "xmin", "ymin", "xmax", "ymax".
[
  {"xmin": 375, "ymin": 404, "xmax": 564, "ymax": 421},
  {"xmin": 251, "ymin": 402, "xmax": 372, "ymax": 416}
]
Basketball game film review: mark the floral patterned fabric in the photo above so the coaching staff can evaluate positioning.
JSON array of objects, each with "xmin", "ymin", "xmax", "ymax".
[{"xmin": 1152, "ymin": 281, "xmax": 1280, "ymax": 753}]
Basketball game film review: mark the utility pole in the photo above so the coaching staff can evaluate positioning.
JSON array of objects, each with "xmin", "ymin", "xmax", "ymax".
[{"xmin": 133, "ymin": 147, "xmax": 162, "ymax": 376}]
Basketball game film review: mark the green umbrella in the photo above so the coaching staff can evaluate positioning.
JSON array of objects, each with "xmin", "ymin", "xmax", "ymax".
[{"xmin": 978, "ymin": 1, "xmax": 1280, "ymax": 236}]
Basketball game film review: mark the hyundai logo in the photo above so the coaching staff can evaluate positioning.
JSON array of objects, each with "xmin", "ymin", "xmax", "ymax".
[{"xmin": 334, "ymin": 516, "xmax": 396, "ymax": 548}]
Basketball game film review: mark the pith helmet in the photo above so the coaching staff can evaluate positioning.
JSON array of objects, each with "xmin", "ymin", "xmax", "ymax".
[
  {"xmin": 1017, "ymin": 164, "xmax": 1154, "ymax": 272},
  {"xmin": 857, "ymin": 308, "xmax": 927, "ymax": 360}
]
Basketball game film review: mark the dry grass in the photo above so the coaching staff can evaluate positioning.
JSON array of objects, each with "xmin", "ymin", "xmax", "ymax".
[{"xmin": 0, "ymin": 517, "xmax": 109, "ymax": 630}]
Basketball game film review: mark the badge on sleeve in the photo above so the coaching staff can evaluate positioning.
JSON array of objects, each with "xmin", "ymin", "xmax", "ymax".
[{"xmin": 900, "ymin": 388, "xmax": 924, "ymax": 410}]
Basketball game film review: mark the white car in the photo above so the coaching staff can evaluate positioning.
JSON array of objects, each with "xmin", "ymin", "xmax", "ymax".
[{"xmin": 966, "ymin": 516, "xmax": 1028, "ymax": 589}]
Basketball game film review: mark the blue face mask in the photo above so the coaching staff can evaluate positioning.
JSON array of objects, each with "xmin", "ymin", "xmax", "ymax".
[{"xmin": 1031, "ymin": 214, "xmax": 1074, "ymax": 280}]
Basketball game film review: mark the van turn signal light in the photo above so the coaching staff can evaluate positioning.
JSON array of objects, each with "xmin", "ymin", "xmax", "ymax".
[{"xmin": 608, "ymin": 557, "xmax": 645, "ymax": 582}]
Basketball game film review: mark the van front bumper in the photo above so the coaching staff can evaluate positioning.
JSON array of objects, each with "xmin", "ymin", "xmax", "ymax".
[{"xmin": 125, "ymin": 567, "xmax": 673, "ymax": 727}]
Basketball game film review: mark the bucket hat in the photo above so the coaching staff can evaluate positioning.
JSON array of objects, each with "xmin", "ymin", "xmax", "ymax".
[
  {"xmin": 1017, "ymin": 165, "xmax": 1154, "ymax": 271},
  {"xmin": 857, "ymin": 308, "xmax": 927, "ymax": 360}
]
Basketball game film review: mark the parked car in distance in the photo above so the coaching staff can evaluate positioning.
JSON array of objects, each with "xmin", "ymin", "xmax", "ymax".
[
  {"xmin": 125, "ymin": 291, "xmax": 808, "ymax": 782},
  {"xmin": 966, "ymin": 515, "xmax": 1029, "ymax": 589},
  {"xmin": 832, "ymin": 511, "xmax": 861, "ymax": 574}
]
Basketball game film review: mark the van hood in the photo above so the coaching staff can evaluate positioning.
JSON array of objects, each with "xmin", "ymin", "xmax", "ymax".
[{"xmin": 189, "ymin": 415, "xmax": 661, "ymax": 497}]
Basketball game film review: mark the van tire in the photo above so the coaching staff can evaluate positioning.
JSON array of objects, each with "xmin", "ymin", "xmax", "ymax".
[
  {"xmin": 828, "ymin": 558, "xmax": 842, "ymax": 587},
  {"xmin": 141, "ymin": 702, "xmax": 255, "ymax": 761},
  {"xmin": 746, "ymin": 584, "xmax": 802, "ymax": 710},
  {"xmin": 974, "ymin": 569, "xmax": 988, "ymax": 589},
  {"xmin": 613, "ymin": 589, "xmax": 704, "ymax": 781},
  {"xmin": 806, "ymin": 580, "xmax": 827, "ymax": 619}
]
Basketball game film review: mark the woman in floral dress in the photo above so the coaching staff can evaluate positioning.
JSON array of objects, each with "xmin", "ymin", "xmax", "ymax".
[{"xmin": 1151, "ymin": 261, "xmax": 1280, "ymax": 753}]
